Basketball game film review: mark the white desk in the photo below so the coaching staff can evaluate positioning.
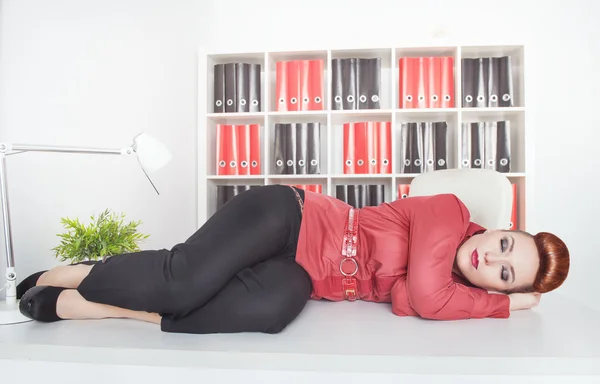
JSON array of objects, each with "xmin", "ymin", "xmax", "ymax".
[{"xmin": 1, "ymin": 293, "xmax": 599, "ymax": 383}]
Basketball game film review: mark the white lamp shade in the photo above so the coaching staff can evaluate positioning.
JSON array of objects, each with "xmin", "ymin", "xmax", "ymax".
[{"xmin": 133, "ymin": 133, "xmax": 173, "ymax": 172}]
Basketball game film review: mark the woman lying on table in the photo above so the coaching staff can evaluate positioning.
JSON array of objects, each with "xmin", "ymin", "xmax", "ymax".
[{"xmin": 17, "ymin": 184, "xmax": 570, "ymax": 334}]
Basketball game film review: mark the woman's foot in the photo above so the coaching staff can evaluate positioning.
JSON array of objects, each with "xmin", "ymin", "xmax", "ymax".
[{"xmin": 19, "ymin": 286, "xmax": 65, "ymax": 322}]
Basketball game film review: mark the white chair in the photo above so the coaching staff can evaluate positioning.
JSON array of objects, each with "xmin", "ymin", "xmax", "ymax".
[{"xmin": 408, "ymin": 168, "xmax": 513, "ymax": 230}]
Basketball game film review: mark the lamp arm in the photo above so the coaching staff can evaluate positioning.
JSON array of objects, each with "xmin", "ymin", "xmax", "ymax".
[{"xmin": 1, "ymin": 143, "xmax": 132, "ymax": 156}]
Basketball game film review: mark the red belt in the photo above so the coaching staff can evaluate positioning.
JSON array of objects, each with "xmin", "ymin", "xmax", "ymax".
[{"xmin": 340, "ymin": 208, "xmax": 359, "ymax": 301}]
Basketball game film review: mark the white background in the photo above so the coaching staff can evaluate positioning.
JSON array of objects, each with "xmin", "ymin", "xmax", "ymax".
[{"xmin": 0, "ymin": 0, "xmax": 598, "ymax": 318}]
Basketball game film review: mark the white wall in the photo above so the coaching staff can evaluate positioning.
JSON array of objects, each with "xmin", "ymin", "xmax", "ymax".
[
  {"xmin": 1, "ymin": 0, "xmax": 599, "ymax": 313},
  {"xmin": 0, "ymin": 0, "xmax": 205, "ymax": 279}
]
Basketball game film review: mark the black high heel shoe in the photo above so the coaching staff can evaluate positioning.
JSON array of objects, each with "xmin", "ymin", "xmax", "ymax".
[
  {"xmin": 16, "ymin": 271, "xmax": 47, "ymax": 299},
  {"xmin": 19, "ymin": 286, "xmax": 66, "ymax": 322}
]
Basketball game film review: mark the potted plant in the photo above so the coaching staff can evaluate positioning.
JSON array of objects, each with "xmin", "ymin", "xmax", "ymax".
[{"xmin": 52, "ymin": 208, "xmax": 150, "ymax": 264}]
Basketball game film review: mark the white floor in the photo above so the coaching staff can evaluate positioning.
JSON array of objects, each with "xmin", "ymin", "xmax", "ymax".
[{"xmin": 1, "ymin": 293, "xmax": 599, "ymax": 382}]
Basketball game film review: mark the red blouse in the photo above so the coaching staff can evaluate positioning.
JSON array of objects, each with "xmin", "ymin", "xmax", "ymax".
[{"xmin": 294, "ymin": 191, "xmax": 510, "ymax": 320}]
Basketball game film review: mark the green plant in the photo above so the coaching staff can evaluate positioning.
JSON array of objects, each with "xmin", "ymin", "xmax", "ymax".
[{"xmin": 52, "ymin": 208, "xmax": 150, "ymax": 263}]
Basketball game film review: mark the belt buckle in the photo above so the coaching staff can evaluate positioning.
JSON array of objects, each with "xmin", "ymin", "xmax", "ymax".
[
  {"xmin": 342, "ymin": 277, "xmax": 358, "ymax": 301},
  {"xmin": 340, "ymin": 258, "xmax": 358, "ymax": 301}
]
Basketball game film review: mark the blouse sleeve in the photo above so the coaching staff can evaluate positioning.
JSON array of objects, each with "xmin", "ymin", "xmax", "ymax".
[{"xmin": 390, "ymin": 194, "xmax": 510, "ymax": 320}]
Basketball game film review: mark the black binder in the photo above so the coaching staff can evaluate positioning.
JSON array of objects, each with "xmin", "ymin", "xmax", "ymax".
[
  {"xmin": 273, "ymin": 123, "xmax": 287, "ymax": 174},
  {"xmin": 471, "ymin": 122, "xmax": 485, "ymax": 168},
  {"xmin": 484, "ymin": 122, "xmax": 497, "ymax": 170},
  {"xmin": 224, "ymin": 63, "xmax": 237, "ymax": 113},
  {"xmin": 498, "ymin": 56, "xmax": 514, "ymax": 107},
  {"xmin": 307, "ymin": 122, "xmax": 321, "ymax": 174},
  {"xmin": 237, "ymin": 63, "xmax": 250, "ymax": 113},
  {"xmin": 295, "ymin": 123, "xmax": 308, "ymax": 175},
  {"xmin": 357, "ymin": 58, "xmax": 370, "ymax": 109},
  {"xmin": 410, "ymin": 122, "xmax": 423, "ymax": 173},
  {"xmin": 249, "ymin": 64, "xmax": 261, "ymax": 112},
  {"xmin": 213, "ymin": 64, "xmax": 225, "ymax": 113},
  {"xmin": 335, "ymin": 185, "xmax": 348, "ymax": 204},
  {"xmin": 284, "ymin": 123, "xmax": 296, "ymax": 174},
  {"xmin": 461, "ymin": 58, "xmax": 476, "ymax": 108},
  {"xmin": 342, "ymin": 58, "xmax": 357, "ymax": 110},
  {"xmin": 347, "ymin": 185, "xmax": 359, "ymax": 208},
  {"xmin": 433, "ymin": 122, "xmax": 448, "ymax": 170},
  {"xmin": 400, "ymin": 123, "xmax": 411, "ymax": 173},
  {"xmin": 369, "ymin": 184, "xmax": 385, "ymax": 206},
  {"xmin": 332, "ymin": 59, "xmax": 344, "ymax": 110},
  {"xmin": 461, "ymin": 122, "xmax": 484, "ymax": 168},
  {"xmin": 422, "ymin": 122, "xmax": 435, "ymax": 172},
  {"xmin": 460, "ymin": 122, "xmax": 470, "ymax": 168},
  {"xmin": 368, "ymin": 58, "xmax": 381, "ymax": 109},
  {"xmin": 496, "ymin": 121, "xmax": 511, "ymax": 173},
  {"xmin": 488, "ymin": 57, "xmax": 500, "ymax": 107},
  {"xmin": 475, "ymin": 58, "xmax": 489, "ymax": 107}
]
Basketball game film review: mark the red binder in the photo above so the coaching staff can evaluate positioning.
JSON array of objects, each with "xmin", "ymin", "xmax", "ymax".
[
  {"xmin": 249, "ymin": 123, "xmax": 261, "ymax": 175},
  {"xmin": 428, "ymin": 57, "xmax": 442, "ymax": 108},
  {"xmin": 367, "ymin": 121, "xmax": 378, "ymax": 174},
  {"xmin": 276, "ymin": 61, "xmax": 288, "ymax": 111},
  {"xmin": 216, "ymin": 124, "xmax": 237, "ymax": 175},
  {"xmin": 354, "ymin": 122, "xmax": 368, "ymax": 174},
  {"xmin": 287, "ymin": 60, "xmax": 300, "ymax": 111},
  {"xmin": 510, "ymin": 184, "xmax": 517, "ymax": 230},
  {"xmin": 293, "ymin": 184, "xmax": 322, "ymax": 193},
  {"xmin": 236, "ymin": 124, "xmax": 251, "ymax": 175},
  {"xmin": 309, "ymin": 59, "xmax": 324, "ymax": 110},
  {"xmin": 377, "ymin": 121, "xmax": 392, "ymax": 174},
  {"xmin": 416, "ymin": 57, "xmax": 429, "ymax": 108},
  {"xmin": 343, "ymin": 122, "xmax": 356, "ymax": 174},
  {"xmin": 399, "ymin": 58, "xmax": 417, "ymax": 109},
  {"xmin": 228, "ymin": 124, "xmax": 238, "ymax": 174},
  {"xmin": 397, "ymin": 184, "xmax": 410, "ymax": 199},
  {"xmin": 299, "ymin": 60, "xmax": 311, "ymax": 110},
  {"xmin": 216, "ymin": 124, "xmax": 228, "ymax": 175},
  {"xmin": 440, "ymin": 56, "xmax": 455, "ymax": 108}
]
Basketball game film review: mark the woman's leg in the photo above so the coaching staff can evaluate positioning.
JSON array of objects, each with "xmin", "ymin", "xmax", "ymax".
[
  {"xmin": 36, "ymin": 264, "xmax": 93, "ymax": 289},
  {"xmin": 56, "ymin": 289, "xmax": 161, "ymax": 324},
  {"xmin": 160, "ymin": 257, "xmax": 312, "ymax": 334},
  {"xmin": 26, "ymin": 256, "xmax": 311, "ymax": 334},
  {"xmin": 75, "ymin": 185, "xmax": 304, "ymax": 320},
  {"xmin": 16, "ymin": 260, "xmax": 98, "ymax": 299}
]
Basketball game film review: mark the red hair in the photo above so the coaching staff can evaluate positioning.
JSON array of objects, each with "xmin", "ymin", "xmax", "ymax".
[{"xmin": 531, "ymin": 232, "xmax": 570, "ymax": 293}]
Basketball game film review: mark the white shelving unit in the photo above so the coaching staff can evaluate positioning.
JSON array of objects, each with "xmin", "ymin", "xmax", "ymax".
[{"xmin": 197, "ymin": 45, "xmax": 530, "ymax": 230}]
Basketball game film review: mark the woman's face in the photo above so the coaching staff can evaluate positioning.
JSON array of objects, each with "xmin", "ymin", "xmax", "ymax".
[{"xmin": 455, "ymin": 230, "xmax": 540, "ymax": 293}]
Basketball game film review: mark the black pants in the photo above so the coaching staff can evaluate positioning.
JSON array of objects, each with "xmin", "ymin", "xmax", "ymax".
[{"xmin": 77, "ymin": 185, "xmax": 312, "ymax": 334}]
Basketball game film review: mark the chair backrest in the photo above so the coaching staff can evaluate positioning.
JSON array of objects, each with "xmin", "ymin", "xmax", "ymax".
[{"xmin": 408, "ymin": 168, "xmax": 513, "ymax": 230}]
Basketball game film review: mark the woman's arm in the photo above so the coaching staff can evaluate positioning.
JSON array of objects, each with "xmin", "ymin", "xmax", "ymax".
[{"xmin": 389, "ymin": 194, "xmax": 510, "ymax": 320}]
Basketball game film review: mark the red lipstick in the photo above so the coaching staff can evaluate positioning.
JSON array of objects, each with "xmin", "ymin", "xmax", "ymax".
[{"xmin": 471, "ymin": 249, "xmax": 479, "ymax": 269}]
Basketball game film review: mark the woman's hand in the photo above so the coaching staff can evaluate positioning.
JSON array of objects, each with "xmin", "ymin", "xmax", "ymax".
[{"xmin": 508, "ymin": 292, "xmax": 541, "ymax": 311}]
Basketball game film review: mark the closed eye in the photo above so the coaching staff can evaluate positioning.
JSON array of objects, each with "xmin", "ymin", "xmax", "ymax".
[{"xmin": 500, "ymin": 238, "xmax": 508, "ymax": 252}]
